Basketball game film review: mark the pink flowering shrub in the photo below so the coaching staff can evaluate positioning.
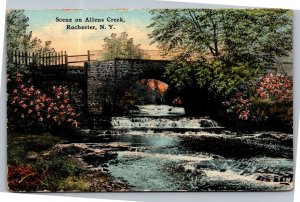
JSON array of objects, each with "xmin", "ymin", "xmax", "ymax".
[
  {"xmin": 223, "ymin": 73, "xmax": 292, "ymax": 127},
  {"xmin": 255, "ymin": 73, "xmax": 292, "ymax": 103},
  {"xmin": 8, "ymin": 74, "xmax": 79, "ymax": 131}
]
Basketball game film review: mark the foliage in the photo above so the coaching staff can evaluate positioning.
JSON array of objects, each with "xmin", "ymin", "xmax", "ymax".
[
  {"xmin": 58, "ymin": 177, "xmax": 90, "ymax": 191},
  {"xmin": 101, "ymin": 32, "xmax": 147, "ymax": 60},
  {"xmin": 8, "ymin": 156, "xmax": 85, "ymax": 192},
  {"xmin": 8, "ymin": 74, "xmax": 78, "ymax": 132},
  {"xmin": 149, "ymin": 9, "xmax": 292, "ymax": 99},
  {"xmin": 36, "ymin": 155, "xmax": 85, "ymax": 191},
  {"xmin": 255, "ymin": 73, "xmax": 292, "ymax": 103},
  {"xmin": 115, "ymin": 90, "xmax": 139, "ymax": 113},
  {"xmin": 36, "ymin": 155, "xmax": 84, "ymax": 179},
  {"xmin": 165, "ymin": 59, "xmax": 260, "ymax": 96},
  {"xmin": 164, "ymin": 59, "xmax": 199, "ymax": 90},
  {"xmin": 223, "ymin": 73, "xmax": 292, "ymax": 127},
  {"xmin": 148, "ymin": 9, "xmax": 292, "ymax": 66},
  {"xmin": 6, "ymin": 10, "xmax": 55, "ymax": 75},
  {"xmin": 6, "ymin": 10, "xmax": 29, "ymax": 53},
  {"xmin": 7, "ymin": 133, "xmax": 86, "ymax": 192},
  {"xmin": 8, "ymin": 165, "xmax": 42, "ymax": 192},
  {"xmin": 7, "ymin": 133, "xmax": 62, "ymax": 165}
]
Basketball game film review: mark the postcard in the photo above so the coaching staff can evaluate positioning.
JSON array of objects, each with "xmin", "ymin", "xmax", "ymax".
[{"xmin": 6, "ymin": 9, "xmax": 293, "ymax": 192}]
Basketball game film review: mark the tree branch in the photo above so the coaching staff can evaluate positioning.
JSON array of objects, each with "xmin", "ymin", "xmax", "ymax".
[
  {"xmin": 188, "ymin": 10, "xmax": 216, "ymax": 56},
  {"xmin": 213, "ymin": 23, "xmax": 219, "ymax": 56}
]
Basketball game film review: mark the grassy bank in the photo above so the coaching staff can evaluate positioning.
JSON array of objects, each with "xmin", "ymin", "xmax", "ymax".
[{"xmin": 7, "ymin": 132, "xmax": 90, "ymax": 192}]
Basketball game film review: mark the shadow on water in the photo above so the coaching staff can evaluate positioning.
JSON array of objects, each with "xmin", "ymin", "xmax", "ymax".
[{"xmin": 179, "ymin": 132, "xmax": 293, "ymax": 159}]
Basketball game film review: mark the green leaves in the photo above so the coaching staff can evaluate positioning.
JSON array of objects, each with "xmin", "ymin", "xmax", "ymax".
[
  {"xmin": 165, "ymin": 59, "xmax": 260, "ymax": 96},
  {"xmin": 6, "ymin": 10, "xmax": 56, "ymax": 75},
  {"xmin": 164, "ymin": 60, "xmax": 200, "ymax": 89},
  {"xmin": 6, "ymin": 10, "xmax": 29, "ymax": 52},
  {"xmin": 149, "ymin": 9, "xmax": 292, "ymax": 66},
  {"xmin": 150, "ymin": 9, "xmax": 291, "ymax": 98},
  {"xmin": 101, "ymin": 32, "xmax": 145, "ymax": 60}
]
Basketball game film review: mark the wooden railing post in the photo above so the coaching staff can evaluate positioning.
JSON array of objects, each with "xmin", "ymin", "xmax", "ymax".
[
  {"xmin": 49, "ymin": 52, "xmax": 52, "ymax": 66},
  {"xmin": 87, "ymin": 50, "xmax": 91, "ymax": 61},
  {"xmin": 42, "ymin": 52, "xmax": 44, "ymax": 66},
  {"xmin": 49, "ymin": 52, "xmax": 51, "ymax": 66},
  {"xmin": 55, "ymin": 52, "xmax": 57, "ymax": 66},
  {"xmin": 46, "ymin": 52, "xmax": 51, "ymax": 66},
  {"xmin": 46, "ymin": 52, "xmax": 48, "ymax": 66},
  {"xmin": 25, "ymin": 52, "xmax": 28, "ymax": 65},
  {"xmin": 58, "ymin": 52, "xmax": 61, "ymax": 65},
  {"xmin": 21, "ymin": 51, "xmax": 24, "ymax": 64},
  {"xmin": 38, "ymin": 53, "xmax": 40, "ymax": 66},
  {"xmin": 65, "ymin": 51, "xmax": 68, "ymax": 68},
  {"xmin": 61, "ymin": 51, "xmax": 64, "ymax": 65},
  {"xmin": 18, "ymin": 51, "xmax": 20, "ymax": 64},
  {"xmin": 32, "ymin": 52, "xmax": 34, "ymax": 65}
]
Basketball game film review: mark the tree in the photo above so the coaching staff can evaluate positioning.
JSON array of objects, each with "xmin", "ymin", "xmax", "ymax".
[
  {"xmin": 148, "ymin": 9, "xmax": 292, "ymax": 66},
  {"xmin": 148, "ymin": 9, "xmax": 292, "ymax": 115},
  {"xmin": 6, "ymin": 10, "xmax": 55, "ymax": 75},
  {"xmin": 101, "ymin": 32, "xmax": 147, "ymax": 60}
]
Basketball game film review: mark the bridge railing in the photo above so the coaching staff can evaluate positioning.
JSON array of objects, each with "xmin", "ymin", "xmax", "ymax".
[{"xmin": 9, "ymin": 50, "xmax": 98, "ymax": 68}]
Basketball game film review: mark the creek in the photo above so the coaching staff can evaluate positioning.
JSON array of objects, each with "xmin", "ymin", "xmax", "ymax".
[{"xmin": 68, "ymin": 105, "xmax": 293, "ymax": 191}]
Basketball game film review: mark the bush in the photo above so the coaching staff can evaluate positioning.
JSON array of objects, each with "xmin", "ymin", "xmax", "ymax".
[
  {"xmin": 7, "ymin": 133, "xmax": 87, "ymax": 192},
  {"xmin": 115, "ymin": 90, "xmax": 139, "ymax": 113},
  {"xmin": 223, "ymin": 73, "xmax": 292, "ymax": 129},
  {"xmin": 35, "ymin": 155, "xmax": 85, "ymax": 191},
  {"xmin": 8, "ymin": 165, "xmax": 42, "ymax": 192},
  {"xmin": 7, "ymin": 133, "xmax": 62, "ymax": 165},
  {"xmin": 165, "ymin": 59, "xmax": 260, "ymax": 96},
  {"xmin": 58, "ymin": 176, "xmax": 90, "ymax": 191},
  {"xmin": 8, "ymin": 73, "xmax": 79, "ymax": 132},
  {"xmin": 36, "ymin": 155, "xmax": 84, "ymax": 178}
]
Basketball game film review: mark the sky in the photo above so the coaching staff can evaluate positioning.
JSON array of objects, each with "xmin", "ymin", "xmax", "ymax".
[{"xmin": 24, "ymin": 9, "xmax": 158, "ymax": 55}]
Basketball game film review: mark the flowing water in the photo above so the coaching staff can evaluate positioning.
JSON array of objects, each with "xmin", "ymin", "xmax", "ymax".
[{"xmin": 77, "ymin": 105, "xmax": 293, "ymax": 191}]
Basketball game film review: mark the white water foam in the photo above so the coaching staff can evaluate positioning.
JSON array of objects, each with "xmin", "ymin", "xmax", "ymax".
[
  {"xmin": 131, "ymin": 104, "xmax": 185, "ymax": 116},
  {"xmin": 112, "ymin": 117, "xmax": 219, "ymax": 129},
  {"xmin": 118, "ymin": 151, "xmax": 213, "ymax": 162},
  {"xmin": 204, "ymin": 170, "xmax": 293, "ymax": 190}
]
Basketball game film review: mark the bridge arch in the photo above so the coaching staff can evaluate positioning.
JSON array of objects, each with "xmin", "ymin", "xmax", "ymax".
[{"xmin": 85, "ymin": 59, "xmax": 173, "ymax": 115}]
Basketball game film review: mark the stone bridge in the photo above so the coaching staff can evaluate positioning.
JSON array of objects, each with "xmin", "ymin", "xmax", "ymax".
[{"xmin": 85, "ymin": 59, "xmax": 171, "ymax": 115}]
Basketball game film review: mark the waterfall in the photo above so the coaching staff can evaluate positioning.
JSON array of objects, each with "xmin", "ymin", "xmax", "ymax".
[
  {"xmin": 112, "ymin": 105, "xmax": 219, "ymax": 129},
  {"xmin": 112, "ymin": 117, "xmax": 219, "ymax": 129}
]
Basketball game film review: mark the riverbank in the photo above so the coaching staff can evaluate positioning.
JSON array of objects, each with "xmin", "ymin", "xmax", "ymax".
[{"xmin": 7, "ymin": 132, "xmax": 128, "ymax": 192}]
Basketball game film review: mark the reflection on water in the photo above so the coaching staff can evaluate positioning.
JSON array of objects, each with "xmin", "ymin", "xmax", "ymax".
[{"xmin": 89, "ymin": 105, "xmax": 294, "ymax": 191}]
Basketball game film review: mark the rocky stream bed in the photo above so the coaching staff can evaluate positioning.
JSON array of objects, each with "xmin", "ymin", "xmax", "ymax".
[{"xmin": 52, "ymin": 105, "xmax": 294, "ymax": 191}]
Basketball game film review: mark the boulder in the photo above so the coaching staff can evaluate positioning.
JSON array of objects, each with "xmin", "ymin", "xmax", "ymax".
[{"xmin": 26, "ymin": 151, "xmax": 39, "ymax": 161}]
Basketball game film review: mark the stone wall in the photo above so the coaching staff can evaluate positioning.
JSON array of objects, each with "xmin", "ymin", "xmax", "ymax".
[
  {"xmin": 86, "ymin": 59, "xmax": 170, "ymax": 115},
  {"xmin": 86, "ymin": 60, "xmax": 115, "ymax": 114}
]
